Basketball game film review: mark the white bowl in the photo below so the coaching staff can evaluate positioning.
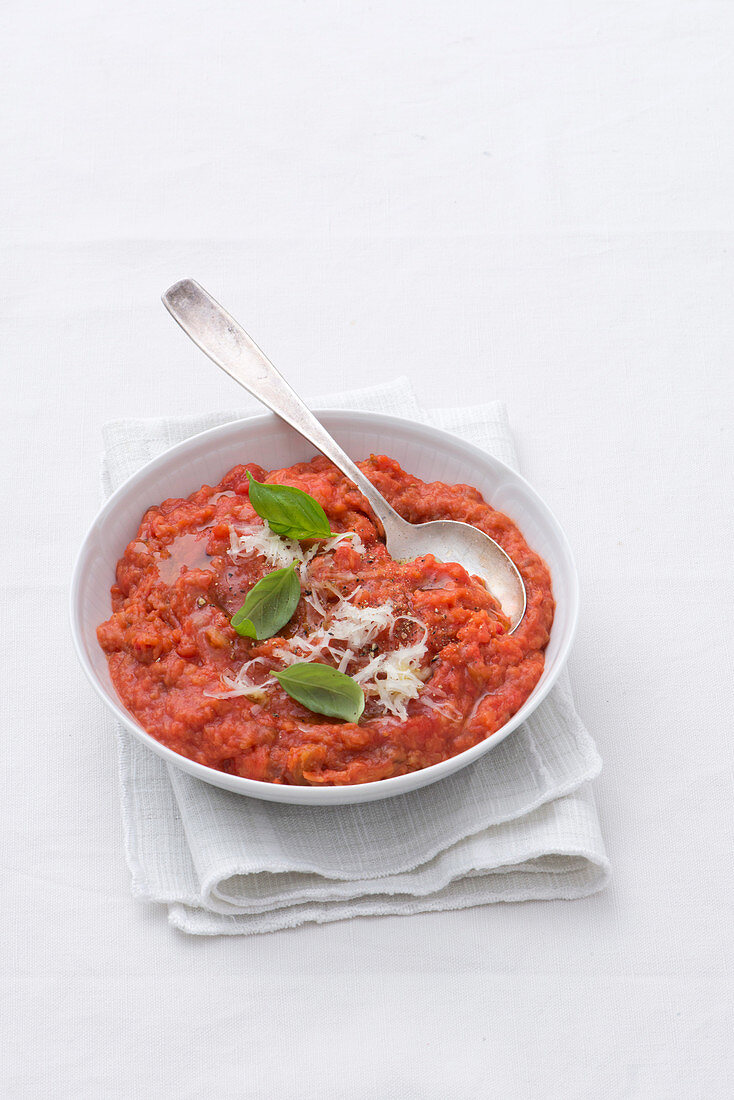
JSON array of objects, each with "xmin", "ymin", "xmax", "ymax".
[{"xmin": 70, "ymin": 411, "xmax": 578, "ymax": 805}]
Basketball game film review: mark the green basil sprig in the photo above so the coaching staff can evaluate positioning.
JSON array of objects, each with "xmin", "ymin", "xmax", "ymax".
[
  {"xmin": 274, "ymin": 662, "xmax": 365, "ymax": 723},
  {"xmin": 231, "ymin": 566, "xmax": 301, "ymax": 640},
  {"xmin": 246, "ymin": 472, "xmax": 332, "ymax": 540}
]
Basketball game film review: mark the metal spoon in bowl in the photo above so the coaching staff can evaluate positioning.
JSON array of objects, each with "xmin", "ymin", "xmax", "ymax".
[{"xmin": 162, "ymin": 279, "xmax": 527, "ymax": 631}]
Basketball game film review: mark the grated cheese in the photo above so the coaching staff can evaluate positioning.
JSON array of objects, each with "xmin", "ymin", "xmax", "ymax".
[
  {"xmin": 419, "ymin": 697, "xmax": 463, "ymax": 721},
  {"xmin": 325, "ymin": 598, "xmax": 394, "ymax": 647},
  {"xmin": 352, "ymin": 619, "xmax": 429, "ymax": 719},
  {"xmin": 229, "ymin": 523, "xmax": 364, "ymax": 575},
  {"xmin": 275, "ymin": 609, "xmax": 430, "ymax": 720},
  {"xmin": 203, "ymin": 657, "xmax": 271, "ymax": 701},
  {"xmin": 297, "ymin": 530, "xmax": 365, "ymax": 583},
  {"xmin": 228, "ymin": 522, "xmax": 303, "ymax": 570},
  {"xmin": 215, "ymin": 524, "xmax": 429, "ymax": 718}
]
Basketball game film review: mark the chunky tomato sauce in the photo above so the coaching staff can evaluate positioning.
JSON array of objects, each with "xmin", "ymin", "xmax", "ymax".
[{"xmin": 97, "ymin": 455, "xmax": 554, "ymax": 785}]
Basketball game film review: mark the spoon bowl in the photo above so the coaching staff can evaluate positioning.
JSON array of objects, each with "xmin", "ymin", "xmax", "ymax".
[
  {"xmin": 384, "ymin": 515, "xmax": 526, "ymax": 627},
  {"xmin": 162, "ymin": 279, "xmax": 527, "ymax": 629}
]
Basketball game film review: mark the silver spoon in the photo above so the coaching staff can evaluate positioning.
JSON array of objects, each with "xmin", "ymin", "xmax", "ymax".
[{"xmin": 162, "ymin": 279, "xmax": 526, "ymax": 631}]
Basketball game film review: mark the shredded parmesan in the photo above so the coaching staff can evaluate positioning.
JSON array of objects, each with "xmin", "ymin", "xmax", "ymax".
[
  {"xmin": 326, "ymin": 599, "xmax": 394, "ymax": 647},
  {"xmin": 352, "ymin": 620, "xmax": 429, "ymax": 719},
  {"xmin": 229, "ymin": 523, "xmax": 364, "ymax": 575},
  {"xmin": 271, "ymin": 635, "xmax": 332, "ymax": 666},
  {"xmin": 203, "ymin": 657, "xmax": 271, "ymax": 701},
  {"xmin": 274, "ymin": 609, "xmax": 430, "ymax": 720},
  {"xmin": 214, "ymin": 524, "xmax": 429, "ymax": 718},
  {"xmin": 297, "ymin": 530, "xmax": 364, "ymax": 582},
  {"xmin": 228, "ymin": 523, "xmax": 303, "ymax": 570},
  {"xmin": 419, "ymin": 697, "xmax": 463, "ymax": 721}
]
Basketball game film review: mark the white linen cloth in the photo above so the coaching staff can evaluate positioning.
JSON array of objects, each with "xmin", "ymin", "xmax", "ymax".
[{"xmin": 102, "ymin": 377, "xmax": 607, "ymax": 934}]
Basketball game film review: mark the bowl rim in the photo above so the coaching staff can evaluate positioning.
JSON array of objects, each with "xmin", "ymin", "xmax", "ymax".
[{"xmin": 70, "ymin": 407, "xmax": 579, "ymax": 804}]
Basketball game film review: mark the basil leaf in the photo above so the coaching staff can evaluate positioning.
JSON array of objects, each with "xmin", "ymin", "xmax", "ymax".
[
  {"xmin": 230, "ymin": 566, "xmax": 301, "ymax": 640},
  {"xmin": 246, "ymin": 471, "xmax": 332, "ymax": 540},
  {"xmin": 274, "ymin": 662, "xmax": 365, "ymax": 723}
]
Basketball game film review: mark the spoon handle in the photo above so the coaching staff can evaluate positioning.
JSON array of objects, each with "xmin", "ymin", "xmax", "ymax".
[{"xmin": 162, "ymin": 279, "xmax": 403, "ymax": 534}]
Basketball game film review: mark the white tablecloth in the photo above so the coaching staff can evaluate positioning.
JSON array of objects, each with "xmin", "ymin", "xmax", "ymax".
[{"xmin": 2, "ymin": 2, "xmax": 732, "ymax": 1097}]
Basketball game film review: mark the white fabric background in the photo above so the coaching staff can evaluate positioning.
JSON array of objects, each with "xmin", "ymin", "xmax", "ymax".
[{"xmin": 2, "ymin": 1, "xmax": 732, "ymax": 1097}]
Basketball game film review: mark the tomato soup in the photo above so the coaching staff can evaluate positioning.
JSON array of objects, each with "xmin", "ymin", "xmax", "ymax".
[{"xmin": 97, "ymin": 455, "xmax": 554, "ymax": 785}]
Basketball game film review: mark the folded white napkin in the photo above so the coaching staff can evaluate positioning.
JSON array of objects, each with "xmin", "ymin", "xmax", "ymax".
[{"xmin": 102, "ymin": 378, "xmax": 608, "ymax": 935}]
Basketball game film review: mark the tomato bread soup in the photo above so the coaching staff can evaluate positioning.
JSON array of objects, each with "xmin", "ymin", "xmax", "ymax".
[{"xmin": 97, "ymin": 455, "xmax": 554, "ymax": 786}]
